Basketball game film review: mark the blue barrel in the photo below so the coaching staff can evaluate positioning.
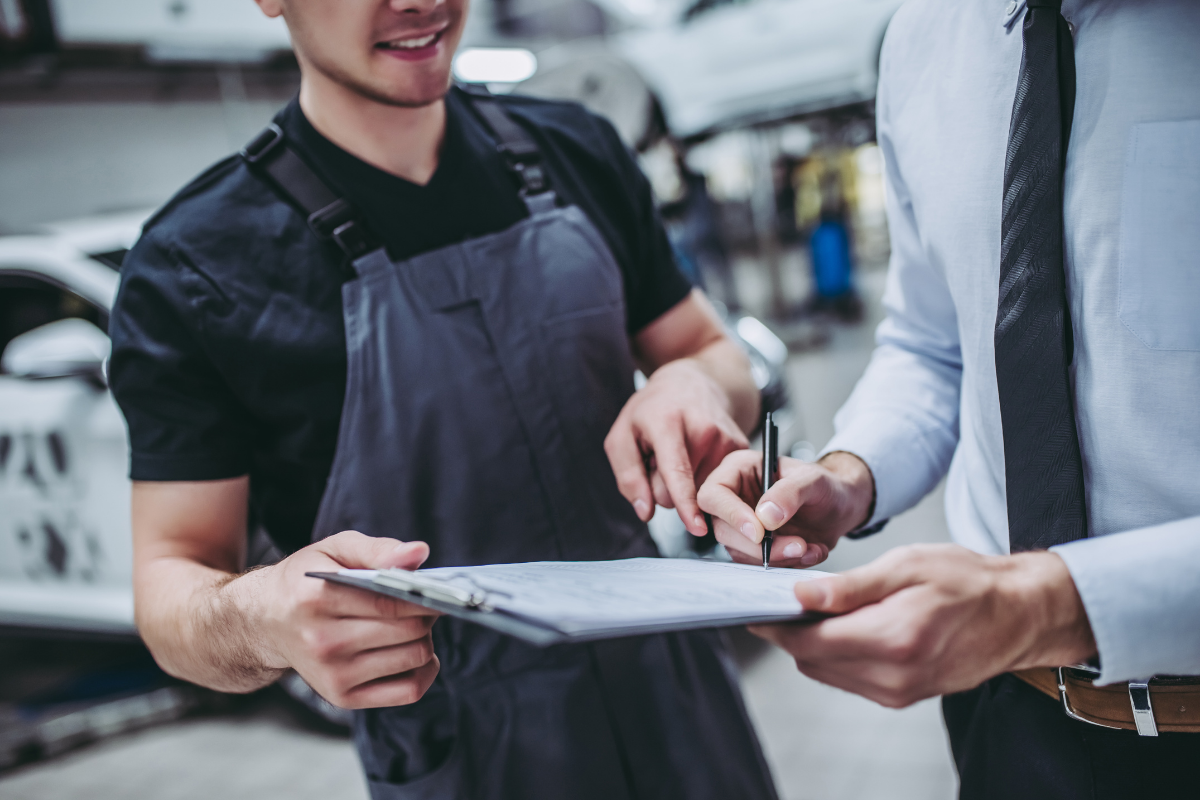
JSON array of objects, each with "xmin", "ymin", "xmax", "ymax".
[{"xmin": 810, "ymin": 218, "xmax": 853, "ymax": 298}]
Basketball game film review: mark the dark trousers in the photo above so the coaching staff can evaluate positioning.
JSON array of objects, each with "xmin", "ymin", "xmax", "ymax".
[{"xmin": 943, "ymin": 674, "xmax": 1197, "ymax": 800}]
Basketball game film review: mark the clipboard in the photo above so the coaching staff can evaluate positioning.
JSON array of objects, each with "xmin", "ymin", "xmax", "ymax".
[{"xmin": 307, "ymin": 558, "xmax": 825, "ymax": 647}]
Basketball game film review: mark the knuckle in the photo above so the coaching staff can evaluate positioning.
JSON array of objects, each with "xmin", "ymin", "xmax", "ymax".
[
  {"xmin": 413, "ymin": 635, "xmax": 436, "ymax": 665},
  {"xmin": 876, "ymin": 689, "xmax": 908, "ymax": 709},
  {"xmin": 735, "ymin": 449, "xmax": 759, "ymax": 465},
  {"xmin": 665, "ymin": 459, "xmax": 694, "ymax": 478},
  {"xmin": 294, "ymin": 592, "xmax": 322, "ymax": 618},
  {"xmin": 333, "ymin": 690, "xmax": 363, "ymax": 710},
  {"xmin": 324, "ymin": 672, "xmax": 354, "ymax": 702},
  {"xmin": 881, "ymin": 545, "xmax": 915, "ymax": 568},
  {"xmin": 308, "ymin": 631, "xmax": 340, "ymax": 662},
  {"xmin": 882, "ymin": 631, "xmax": 922, "ymax": 665},
  {"xmin": 618, "ymin": 466, "xmax": 646, "ymax": 487},
  {"xmin": 392, "ymin": 680, "xmax": 422, "ymax": 706},
  {"xmin": 398, "ymin": 617, "xmax": 425, "ymax": 641},
  {"xmin": 880, "ymin": 674, "xmax": 922, "ymax": 708},
  {"xmin": 376, "ymin": 593, "xmax": 404, "ymax": 618}
]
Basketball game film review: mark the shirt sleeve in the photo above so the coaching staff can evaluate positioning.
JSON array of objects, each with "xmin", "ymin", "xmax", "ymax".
[
  {"xmin": 108, "ymin": 231, "xmax": 253, "ymax": 481},
  {"xmin": 818, "ymin": 58, "xmax": 963, "ymax": 525},
  {"xmin": 1051, "ymin": 518, "xmax": 1200, "ymax": 684}
]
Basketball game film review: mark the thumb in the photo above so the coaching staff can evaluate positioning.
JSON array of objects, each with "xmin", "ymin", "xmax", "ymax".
[
  {"xmin": 321, "ymin": 530, "xmax": 430, "ymax": 571},
  {"xmin": 754, "ymin": 459, "xmax": 824, "ymax": 531},
  {"xmin": 793, "ymin": 558, "xmax": 915, "ymax": 614}
]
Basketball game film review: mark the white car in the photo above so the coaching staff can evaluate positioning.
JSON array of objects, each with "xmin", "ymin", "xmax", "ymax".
[
  {"xmin": 524, "ymin": 0, "xmax": 904, "ymax": 141},
  {"xmin": 47, "ymin": 0, "xmax": 291, "ymax": 62},
  {"xmin": 0, "ymin": 212, "xmax": 145, "ymax": 636}
]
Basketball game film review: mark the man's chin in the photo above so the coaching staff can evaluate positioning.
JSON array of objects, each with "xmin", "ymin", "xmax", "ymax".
[{"xmin": 355, "ymin": 73, "xmax": 454, "ymax": 109}]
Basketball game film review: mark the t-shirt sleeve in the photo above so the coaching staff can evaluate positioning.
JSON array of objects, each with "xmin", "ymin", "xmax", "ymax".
[
  {"xmin": 591, "ymin": 115, "xmax": 693, "ymax": 333},
  {"xmin": 109, "ymin": 232, "xmax": 253, "ymax": 481}
]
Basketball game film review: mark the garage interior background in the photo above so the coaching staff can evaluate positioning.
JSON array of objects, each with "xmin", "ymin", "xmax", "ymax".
[{"xmin": 0, "ymin": 2, "xmax": 959, "ymax": 798}]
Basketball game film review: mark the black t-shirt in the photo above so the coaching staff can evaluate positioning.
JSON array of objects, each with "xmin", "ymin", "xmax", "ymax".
[{"xmin": 109, "ymin": 87, "xmax": 691, "ymax": 555}]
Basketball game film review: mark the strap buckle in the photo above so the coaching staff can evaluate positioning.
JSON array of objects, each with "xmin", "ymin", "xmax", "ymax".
[
  {"xmin": 513, "ymin": 162, "xmax": 547, "ymax": 196},
  {"xmin": 308, "ymin": 198, "xmax": 373, "ymax": 259},
  {"xmin": 496, "ymin": 141, "xmax": 548, "ymax": 196},
  {"xmin": 329, "ymin": 221, "xmax": 372, "ymax": 259},
  {"xmin": 1057, "ymin": 666, "xmax": 1160, "ymax": 737},
  {"xmin": 240, "ymin": 123, "xmax": 284, "ymax": 164},
  {"xmin": 1056, "ymin": 666, "xmax": 1121, "ymax": 730},
  {"xmin": 497, "ymin": 140, "xmax": 541, "ymax": 163}
]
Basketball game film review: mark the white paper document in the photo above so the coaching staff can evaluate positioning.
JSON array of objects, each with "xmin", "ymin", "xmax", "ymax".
[{"xmin": 340, "ymin": 558, "xmax": 829, "ymax": 635}]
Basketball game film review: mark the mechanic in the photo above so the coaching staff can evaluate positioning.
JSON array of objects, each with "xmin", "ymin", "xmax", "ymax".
[
  {"xmin": 700, "ymin": 0, "xmax": 1200, "ymax": 796},
  {"xmin": 107, "ymin": 0, "xmax": 778, "ymax": 797}
]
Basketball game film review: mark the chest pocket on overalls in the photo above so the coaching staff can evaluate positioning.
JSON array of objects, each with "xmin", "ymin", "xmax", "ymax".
[{"xmin": 536, "ymin": 208, "xmax": 634, "ymax": 440}]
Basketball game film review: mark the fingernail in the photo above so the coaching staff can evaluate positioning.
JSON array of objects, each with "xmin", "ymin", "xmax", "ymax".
[
  {"xmin": 634, "ymin": 498, "xmax": 650, "ymax": 520},
  {"xmin": 807, "ymin": 584, "xmax": 829, "ymax": 608},
  {"xmin": 783, "ymin": 541, "xmax": 804, "ymax": 558},
  {"xmin": 739, "ymin": 522, "xmax": 757, "ymax": 542},
  {"xmin": 693, "ymin": 515, "xmax": 707, "ymax": 534},
  {"xmin": 757, "ymin": 501, "xmax": 785, "ymax": 527},
  {"xmin": 801, "ymin": 549, "xmax": 822, "ymax": 566}
]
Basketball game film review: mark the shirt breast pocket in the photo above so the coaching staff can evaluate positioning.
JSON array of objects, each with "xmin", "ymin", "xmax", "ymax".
[{"xmin": 1118, "ymin": 119, "xmax": 1200, "ymax": 351}]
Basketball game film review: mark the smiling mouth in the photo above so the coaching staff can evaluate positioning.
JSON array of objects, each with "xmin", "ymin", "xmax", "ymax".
[{"xmin": 376, "ymin": 30, "xmax": 444, "ymax": 52}]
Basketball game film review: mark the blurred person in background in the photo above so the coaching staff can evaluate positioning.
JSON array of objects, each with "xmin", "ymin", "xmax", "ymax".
[
  {"xmin": 793, "ymin": 152, "xmax": 862, "ymax": 321},
  {"xmin": 107, "ymin": 0, "xmax": 777, "ymax": 797},
  {"xmin": 702, "ymin": 0, "xmax": 1200, "ymax": 796}
]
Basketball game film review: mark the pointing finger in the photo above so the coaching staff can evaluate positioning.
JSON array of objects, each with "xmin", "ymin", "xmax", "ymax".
[
  {"xmin": 699, "ymin": 478, "xmax": 762, "ymax": 545},
  {"xmin": 697, "ymin": 450, "xmax": 764, "ymax": 543},
  {"xmin": 604, "ymin": 421, "xmax": 654, "ymax": 521},
  {"xmin": 646, "ymin": 424, "xmax": 706, "ymax": 536}
]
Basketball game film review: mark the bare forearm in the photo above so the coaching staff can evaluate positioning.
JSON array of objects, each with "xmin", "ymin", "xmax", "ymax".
[
  {"xmin": 686, "ymin": 338, "xmax": 760, "ymax": 433},
  {"xmin": 136, "ymin": 557, "xmax": 283, "ymax": 693}
]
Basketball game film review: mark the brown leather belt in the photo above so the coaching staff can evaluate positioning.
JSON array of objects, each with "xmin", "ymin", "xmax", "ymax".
[{"xmin": 1013, "ymin": 667, "xmax": 1200, "ymax": 736}]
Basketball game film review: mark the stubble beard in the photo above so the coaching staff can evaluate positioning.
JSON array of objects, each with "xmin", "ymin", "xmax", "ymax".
[{"xmin": 304, "ymin": 50, "xmax": 455, "ymax": 109}]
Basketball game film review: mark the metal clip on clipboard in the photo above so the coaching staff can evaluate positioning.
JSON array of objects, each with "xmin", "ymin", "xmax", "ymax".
[{"xmin": 372, "ymin": 569, "xmax": 494, "ymax": 610}]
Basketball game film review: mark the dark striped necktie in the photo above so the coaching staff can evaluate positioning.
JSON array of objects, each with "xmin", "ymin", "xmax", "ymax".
[{"xmin": 995, "ymin": 0, "xmax": 1087, "ymax": 553}]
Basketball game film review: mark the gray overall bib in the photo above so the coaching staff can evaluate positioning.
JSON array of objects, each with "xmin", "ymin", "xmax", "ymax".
[{"xmin": 242, "ymin": 92, "xmax": 778, "ymax": 800}]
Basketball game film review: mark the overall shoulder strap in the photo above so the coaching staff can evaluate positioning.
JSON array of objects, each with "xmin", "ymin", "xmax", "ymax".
[
  {"xmin": 240, "ymin": 124, "xmax": 378, "ymax": 260},
  {"xmin": 459, "ymin": 85, "xmax": 557, "ymax": 214}
]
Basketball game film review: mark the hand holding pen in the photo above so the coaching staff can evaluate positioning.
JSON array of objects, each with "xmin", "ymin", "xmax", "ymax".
[{"xmin": 697, "ymin": 429, "xmax": 875, "ymax": 569}]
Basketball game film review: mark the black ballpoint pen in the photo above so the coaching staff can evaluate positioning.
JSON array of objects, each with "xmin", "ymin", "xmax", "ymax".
[{"xmin": 761, "ymin": 411, "xmax": 779, "ymax": 570}]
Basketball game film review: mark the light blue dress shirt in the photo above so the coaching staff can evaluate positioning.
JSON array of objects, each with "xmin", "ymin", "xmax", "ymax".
[{"xmin": 822, "ymin": 0, "xmax": 1200, "ymax": 685}]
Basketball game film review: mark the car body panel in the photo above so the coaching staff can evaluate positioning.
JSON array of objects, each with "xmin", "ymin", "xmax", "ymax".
[
  {"xmin": 602, "ymin": 0, "xmax": 902, "ymax": 137},
  {"xmin": 1, "ymin": 225, "xmax": 135, "ymax": 636},
  {"xmin": 49, "ymin": 0, "xmax": 291, "ymax": 61},
  {"xmin": 0, "ymin": 237, "xmax": 119, "ymax": 312},
  {"xmin": 0, "ymin": 374, "xmax": 135, "ymax": 635}
]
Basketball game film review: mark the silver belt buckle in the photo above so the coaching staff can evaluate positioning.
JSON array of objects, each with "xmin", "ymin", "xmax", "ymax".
[{"xmin": 1056, "ymin": 665, "xmax": 1159, "ymax": 737}]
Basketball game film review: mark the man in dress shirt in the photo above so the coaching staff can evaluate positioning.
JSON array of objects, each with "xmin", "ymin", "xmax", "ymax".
[{"xmin": 699, "ymin": 0, "xmax": 1199, "ymax": 795}]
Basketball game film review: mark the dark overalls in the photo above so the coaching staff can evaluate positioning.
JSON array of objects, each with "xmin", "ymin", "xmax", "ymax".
[{"xmin": 242, "ymin": 91, "xmax": 778, "ymax": 800}]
